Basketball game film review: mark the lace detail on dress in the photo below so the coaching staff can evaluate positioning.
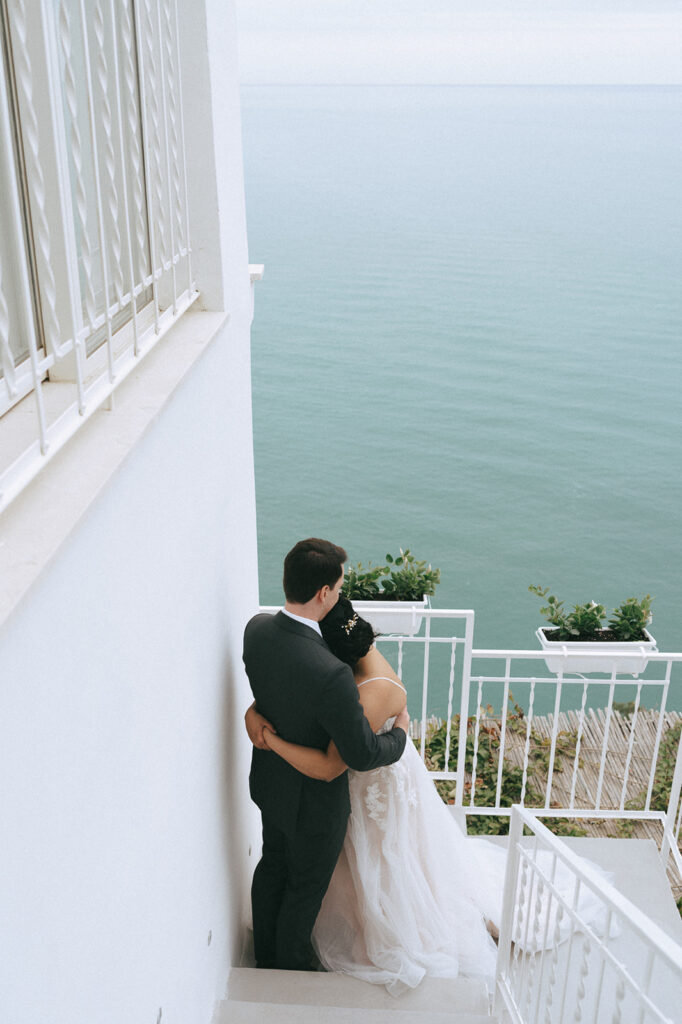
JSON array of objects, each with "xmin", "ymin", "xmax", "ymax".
[
  {"xmin": 364, "ymin": 780, "xmax": 389, "ymax": 830},
  {"xmin": 313, "ymin": 727, "xmax": 616, "ymax": 997},
  {"xmin": 393, "ymin": 757, "xmax": 418, "ymax": 808},
  {"xmin": 361, "ymin": 718, "xmax": 417, "ymax": 828}
]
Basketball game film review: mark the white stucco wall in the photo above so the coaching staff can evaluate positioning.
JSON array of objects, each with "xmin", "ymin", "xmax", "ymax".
[
  {"xmin": 1, "ymin": 313, "xmax": 260, "ymax": 1024},
  {"xmin": 0, "ymin": 3, "xmax": 262, "ymax": 1022}
]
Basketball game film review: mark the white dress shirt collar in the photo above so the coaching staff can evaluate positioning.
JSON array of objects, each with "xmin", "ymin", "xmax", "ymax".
[{"xmin": 282, "ymin": 607, "xmax": 322, "ymax": 636}]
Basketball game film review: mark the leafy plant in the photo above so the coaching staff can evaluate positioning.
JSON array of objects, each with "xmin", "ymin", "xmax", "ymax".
[
  {"xmin": 342, "ymin": 562, "xmax": 387, "ymax": 600},
  {"xmin": 529, "ymin": 585, "xmax": 605, "ymax": 640},
  {"xmin": 423, "ymin": 703, "xmax": 679, "ymax": 914},
  {"xmin": 381, "ymin": 549, "xmax": 441, "ymax": 601},
  {"xmin": 609, "ymin": 595, "xmax": 653, "ymax": 641},
  {"xmin": 529, "ymin": 585, "xmax": 653, "ymax": 642},
  {"xmin": 420, "ymin": 698, "xmax": 585, "ymax": 837},
  {"xmin": 613, "ymin": 701, "xmax": 637, "ymax": 716},
  {"xmin": 342, "ymin": 548, "xmax": 441, "ymax": 602},
  {"xmin": 627, "ymin": 721, "xmax": 682, "ymax": 814}
]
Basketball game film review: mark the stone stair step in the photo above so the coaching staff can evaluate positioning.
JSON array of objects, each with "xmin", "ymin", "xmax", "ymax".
[
  {"xmin": 216, "ymin": 1000, "xmax": 497, "ymax": 1024},
  {"xmin": 226, "ymin": 967, "xmax": 490, "ymax": 1014}
]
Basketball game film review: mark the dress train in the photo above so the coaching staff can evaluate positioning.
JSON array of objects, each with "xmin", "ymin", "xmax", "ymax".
[{"xmin": 313, "ymin": 720, "xmax": 614, "ymax": 996}]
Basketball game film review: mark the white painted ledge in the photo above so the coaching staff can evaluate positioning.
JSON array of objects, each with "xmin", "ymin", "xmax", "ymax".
[{"xmin": 0, "ymin": 309, "xmax": 230, "ymax": 631}]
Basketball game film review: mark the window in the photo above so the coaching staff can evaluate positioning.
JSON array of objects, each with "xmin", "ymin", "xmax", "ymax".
[
  {"xmin": 0, "ymin": 2, "xmax": 45, "ymax": 415},
  {"xmin": 0, "ymin": 0, "xmax": 195, "ymax": 513}
]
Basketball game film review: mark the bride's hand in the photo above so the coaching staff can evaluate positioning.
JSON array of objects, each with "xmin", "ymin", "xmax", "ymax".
[
  {"xmin": 394, "ymin": 706, "xmax": 410, "ymax": 735},
  {"xmin": 245, "ymin": 702, "xmax": 276, "ymax": 749}
]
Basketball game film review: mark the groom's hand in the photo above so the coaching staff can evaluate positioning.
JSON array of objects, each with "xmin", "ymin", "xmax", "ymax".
[
  {"xmin": 245, "ymin": 701, "xmax": 276, "ymax": 749},
  {"xmin": 394, "ymin": 706, "xmax": 410, "ymax": 735}
]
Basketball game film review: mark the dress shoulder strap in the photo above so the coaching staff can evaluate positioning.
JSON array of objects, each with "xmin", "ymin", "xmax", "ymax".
[{"xmin": 357, "ymin": 675, "xmax": 406, "ymax": 693}]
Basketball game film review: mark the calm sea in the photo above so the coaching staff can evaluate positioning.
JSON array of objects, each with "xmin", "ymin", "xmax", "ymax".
[{"xmin": 241, "ymin": 85, "xmax": 682, "ymax": 715}]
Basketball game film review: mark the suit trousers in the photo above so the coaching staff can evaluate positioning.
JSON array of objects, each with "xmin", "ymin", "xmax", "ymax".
[{"xmin": 251, "ymin": 811, "xmax": 348, "ymax": 970}]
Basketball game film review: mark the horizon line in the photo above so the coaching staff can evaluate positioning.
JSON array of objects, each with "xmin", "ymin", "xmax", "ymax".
[{"xmin": 240, "ymin": 81, "xmax": 682, "ymax": 89}]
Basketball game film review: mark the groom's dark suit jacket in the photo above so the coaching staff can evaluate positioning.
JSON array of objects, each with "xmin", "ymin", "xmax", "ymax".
[{"xmin": 244, "ymin": 611, "xmax": 406, "ymax": 837}]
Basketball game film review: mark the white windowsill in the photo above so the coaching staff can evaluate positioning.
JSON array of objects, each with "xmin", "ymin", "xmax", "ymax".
[{"xmin": 0, "ymin": 309, "xmax": 229, "ymax": 631}]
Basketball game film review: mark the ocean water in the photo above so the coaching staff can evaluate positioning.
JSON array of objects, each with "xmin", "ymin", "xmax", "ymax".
[{"xmin": 241, "ymin": 85, "xmax": 682, "ymax": 712}]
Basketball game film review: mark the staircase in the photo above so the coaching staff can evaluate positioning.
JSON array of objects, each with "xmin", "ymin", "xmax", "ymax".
[
  {"xmin": 214, "ymin": 967, "xmax": 498, "ymax": 1022},
  {"xmin": 216, "ymin": 836, "xmax": 682, "ymax": 1023}
]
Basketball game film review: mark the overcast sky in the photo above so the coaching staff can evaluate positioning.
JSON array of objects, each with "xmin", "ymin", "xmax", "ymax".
[{"xmin": 235, "ymin": 1, "xmax": 682, "ymax": 85}]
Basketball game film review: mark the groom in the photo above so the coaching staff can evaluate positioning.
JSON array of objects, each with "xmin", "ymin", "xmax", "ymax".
[{"xmin": 243, "ymin": 538, "xmax": 408, "ymax": 971}]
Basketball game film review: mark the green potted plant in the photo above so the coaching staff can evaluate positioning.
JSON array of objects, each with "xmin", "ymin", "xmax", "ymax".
[
  {"xmin": 529, "ymin": 585, "xmax": 656, "ymax": 675},
  {"xmin": 343, "ymin": 549, "xmax": 441, "ymax": 635}
]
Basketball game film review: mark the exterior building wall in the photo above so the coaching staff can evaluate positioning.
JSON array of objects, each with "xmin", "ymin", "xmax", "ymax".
[{"xmin": 0, "ymin": 3, "xmax": 261, "ymax": 1022}]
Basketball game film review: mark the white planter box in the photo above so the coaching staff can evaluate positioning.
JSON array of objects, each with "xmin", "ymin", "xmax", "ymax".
[
  {"xmin": 352, "ymin": 597, "xmax": 429, "ymax": 636},
  {"xmin": 536, "ymin": 626, "xmax": 657, "ymax": 676}
]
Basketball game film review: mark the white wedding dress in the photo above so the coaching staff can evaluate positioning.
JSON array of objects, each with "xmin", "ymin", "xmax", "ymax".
[{"xmin": 312, "ymin": 677, "xmax": 614, "ymax": 996}]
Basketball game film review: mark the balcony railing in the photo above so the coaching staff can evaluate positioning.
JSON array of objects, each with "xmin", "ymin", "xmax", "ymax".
[
  {"xmin": 495, "ymin": 807, "xmax": 682, "ymax": 1023},
  {"xmin": 259, "ymin": 604, "xmax": 682, "ymax": 1017},
  {"xmin": 371, "ymin": 611, "xmax": 681, "ymax": 876},
  {"xmin": 260, "ymin": 605, "xmax": 682, "ymax": 887}
]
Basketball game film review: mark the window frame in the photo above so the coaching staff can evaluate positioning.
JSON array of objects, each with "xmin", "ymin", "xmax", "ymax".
[
  {"xmin": 0, "ymin": 0, "xmax": 196, "ymax": 514},
  {"xmin": 0, "ymin": 3, "xmax": 50, "ymax": 417}
]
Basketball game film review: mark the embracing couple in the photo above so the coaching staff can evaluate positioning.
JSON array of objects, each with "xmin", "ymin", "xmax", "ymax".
[
  {"xmin": 244, "ymin": 538, "xmax": 617, "ymax": 993},
  {"xmin": 243, "ymin": 537, "xmax": 505, "ymax": 993}
]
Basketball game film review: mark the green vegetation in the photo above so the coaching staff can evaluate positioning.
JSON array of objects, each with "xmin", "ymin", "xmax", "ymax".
[
  {"xmin": 627, "ymin": 721, "xmax": 682, "ymax": 815},
  {"xmin": 342, "ymin": 562, "xmax": 386, "ymax": 600},
  {"xmin": 419, "ymin": 704, "xmax": 681, "ymax": 915},
  {"xmin": 529, "ymin": 585, "xmax": 653, "ymax": 642},
  {"xmin": 608, "ymin": 595, "xmax": 654, "ymax": 641},
  {"xmin": 529, "ymin": 585, "xmax": 605, "ymax": 640},
  {"xmin": 381, "ymin": 550, "xmax": 441, "ymax": 601},
  {"xmin": 419, "ymin": 697, "xmax": 586, "ymax": 837},
  {"xmin": 627, "ymin": 720, "xmax": 682, "ymax": 917},
  {"xmin": 342, "ymin": 549, "xmax": 441, "ymax": 602}
]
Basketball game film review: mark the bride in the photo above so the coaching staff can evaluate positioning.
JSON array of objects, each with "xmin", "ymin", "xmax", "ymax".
[{"xmin": 260, "ymin": 596, "xmax": 611, "ymax": 995}]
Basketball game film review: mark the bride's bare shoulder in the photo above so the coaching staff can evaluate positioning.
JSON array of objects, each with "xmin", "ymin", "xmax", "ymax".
[
  {"xmin": 355, "ymin": 645, "xmax": 404, "ymax": 687},
  {"xmin": 353, "ymin": 646, "xmax": 406, "ymax": 726}
]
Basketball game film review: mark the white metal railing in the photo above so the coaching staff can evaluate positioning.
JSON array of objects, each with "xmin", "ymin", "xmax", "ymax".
[
  {"xmin": 375, "ymin": 613, "xmax": 681, "ymax": 834},
  {"xmin": 495, "ymin": 807, "xmax": 682, "ymax": 1023},
  {"xmin": 0, "ymin": 0, "xmax": 196, "ymax": 514},
  {"xmin": 662, "ymin": 728, "xmax": 682, "ymax": 882},
  {"xmin": 258, "ymin": 603, "xmax": 682, "ymax": 1014},
  {"xmin": 259, "ymin": 605, "xmax": 682, "ymax": 875}
]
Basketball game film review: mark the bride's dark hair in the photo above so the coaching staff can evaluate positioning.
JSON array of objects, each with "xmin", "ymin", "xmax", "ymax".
[{"xmin": 321, "ymin": 594, "xmax": 377, "ymax": 667}]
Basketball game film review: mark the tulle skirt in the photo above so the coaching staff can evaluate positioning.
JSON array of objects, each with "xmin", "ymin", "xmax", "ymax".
[{"xmin": 313, "ymin": 739, "xmax": 614, "ymax": 995}]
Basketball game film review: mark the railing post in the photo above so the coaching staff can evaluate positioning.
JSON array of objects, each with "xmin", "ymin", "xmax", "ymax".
[
  {"xmin": 494, "ymin": 804, "xmax": 523, "ymax": 1015},
  {"xmin": 419, "ymin": 614, "xmax": 432, "ymax": 762},
  {"xmin": 454, "ymin": 610, "xmax": 474, "ymax": 808},
  {"xmin": 661, "ymin": 714, "xmax": 682, "ymax": 864}
]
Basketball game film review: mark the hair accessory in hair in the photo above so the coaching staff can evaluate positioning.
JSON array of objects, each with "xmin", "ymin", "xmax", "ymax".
[{"xmin": 342, "ymin": 613, "xmax": 359, "ymax": 636}]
